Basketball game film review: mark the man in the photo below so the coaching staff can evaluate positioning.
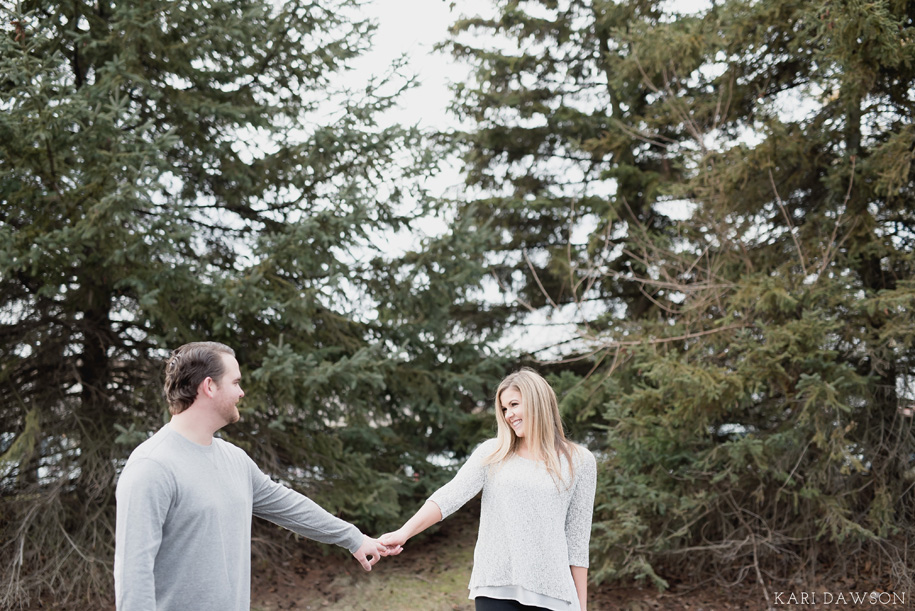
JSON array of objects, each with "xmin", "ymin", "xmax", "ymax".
[{"xmin": 114, "ymin": 341, "xmax": 393, "ymax": 610}]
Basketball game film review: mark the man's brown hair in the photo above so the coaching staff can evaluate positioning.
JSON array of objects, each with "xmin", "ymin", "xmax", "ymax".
[{"xmin": 164, "ymin": 342, "xmax": 235, "ymax": 415}]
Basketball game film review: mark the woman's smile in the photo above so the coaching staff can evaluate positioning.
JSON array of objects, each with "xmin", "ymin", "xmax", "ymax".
[{"xmin": 500, "ymin": 388, "xmax": 526, "ymax": 438}]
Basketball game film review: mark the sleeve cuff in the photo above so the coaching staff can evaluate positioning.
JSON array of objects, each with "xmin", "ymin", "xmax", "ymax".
[{"xmin": 344, "ymin": 526, "xmax": 365, "ymax": 554}]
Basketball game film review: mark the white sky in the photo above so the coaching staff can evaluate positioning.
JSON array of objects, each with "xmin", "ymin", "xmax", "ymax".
[
  {"xmin": 341, "ymin": 1, "xmax": 495, "ymax": 248},
  {"xmin": 350, "ymin": 0, "xmax": 485, "ymax": 132},
  {"xmin": 344, "ymin": 1, "xmax": 584, "ymax": 357}
]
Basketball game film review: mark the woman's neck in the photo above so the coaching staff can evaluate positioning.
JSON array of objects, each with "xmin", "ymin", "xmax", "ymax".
[{"xmin": 515, "ymin": 437, "xmax": 532, "ymax": 459}]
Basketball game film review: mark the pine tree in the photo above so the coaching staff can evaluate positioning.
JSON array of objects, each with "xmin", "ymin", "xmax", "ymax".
[
  {"xmin": 444, "ymin": 0, "xmax": 915, "ymax": 594},
  {"xmin": 0, "ymin": 0, "xmax": 503, "ymax": 605}
]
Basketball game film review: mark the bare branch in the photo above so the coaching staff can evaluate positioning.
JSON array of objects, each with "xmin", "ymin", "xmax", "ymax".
[{"xmin": 767, "ymin": 168, "xmax": 809, "ymax": 276}]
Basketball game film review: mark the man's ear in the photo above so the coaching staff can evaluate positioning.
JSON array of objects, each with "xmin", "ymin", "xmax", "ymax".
[{"xmin": 199, "ymin": 376, "xmax": 217, "ymax": 400}]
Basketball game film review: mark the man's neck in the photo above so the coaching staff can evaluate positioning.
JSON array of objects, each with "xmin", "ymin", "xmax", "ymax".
[{"xmin": 169, "ymin": 408, "xmax": 220, "ymax": 446}]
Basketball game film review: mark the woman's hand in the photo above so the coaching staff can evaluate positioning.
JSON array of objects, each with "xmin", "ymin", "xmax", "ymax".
[{"xmin": 378, "ymin": 528, "xmax": 409, "ymax": 549}]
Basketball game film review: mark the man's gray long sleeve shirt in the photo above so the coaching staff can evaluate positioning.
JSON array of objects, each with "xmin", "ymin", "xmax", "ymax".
[{"xmin": 114, "ymin": 424, "xmax": 363, "ymax": 611}]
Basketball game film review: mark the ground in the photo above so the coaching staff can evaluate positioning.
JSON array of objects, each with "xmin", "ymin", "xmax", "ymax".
[
  {"xmin": 32, "ymin": 503, "xmax": 898, "ymax": 610},
  {"xmin": 250, "ymin": 503, "xmax": 763, "ymax": 611}
]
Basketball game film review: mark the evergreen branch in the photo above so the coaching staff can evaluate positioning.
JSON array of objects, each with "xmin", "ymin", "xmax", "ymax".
[
  {"xmin": 588, "ymin": 323, "xmax": 749, "ymax": 351},
  {"xmin": 533, "ymin": 341, "xmax": 610, "ymax": 365},
  {"xmin": 637, "ymin": 282, "xmax": 683, "ymax": 316}
]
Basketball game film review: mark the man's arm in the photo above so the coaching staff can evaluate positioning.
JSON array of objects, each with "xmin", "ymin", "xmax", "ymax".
[
  {"xmin": 249, "ymin": 464, "xmax": 386, "ymax": 570},
  {"xmin": 114, "ymin": 459, "xmax": 172, "ymax": 610}
]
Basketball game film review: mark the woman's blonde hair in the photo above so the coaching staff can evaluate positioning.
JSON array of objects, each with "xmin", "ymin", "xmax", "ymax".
[{"xmin": 485, "ymin": 368, "xmax": 577, "ymax": 485}]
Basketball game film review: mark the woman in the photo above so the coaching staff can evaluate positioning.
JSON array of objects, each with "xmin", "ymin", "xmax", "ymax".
[{"xmin": 380, "ymin": 368, "xmax": 597, "ymax": 611}]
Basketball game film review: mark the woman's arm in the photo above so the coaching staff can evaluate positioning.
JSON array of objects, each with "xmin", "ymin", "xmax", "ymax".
[
  {"xmin": 571, "ymin": 565, "xmax": 588, "ymax": 610},
  {"xmin": 381, "ymin": 439, "xmax": 493, "ymax": 548},
  {"xmin": 379, "ymin": 500, "xmax": 443, "ymax": 547},
  {"xmin": 565, "ymin": 449, "xmax": 597, "ymax": 567},
  {"xmin": 567, "ymin": 449, "xmax": 596, "ymax": 611}
]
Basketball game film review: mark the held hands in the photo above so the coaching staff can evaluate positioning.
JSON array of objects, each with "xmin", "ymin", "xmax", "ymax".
[
  {"xmin": 352, "ymin": 535, "xmax": 403, "ymax": 572},
  {"xmin": 377, "ymin": 528, "xmax": 408, "ymax": 549},
  {"xmin": 375, "ymin": 501, "xmax": 439, "ymax": 554},
  {"xmin": 353, "ymin": 503, "xmax": 437, "ymax": 571}
]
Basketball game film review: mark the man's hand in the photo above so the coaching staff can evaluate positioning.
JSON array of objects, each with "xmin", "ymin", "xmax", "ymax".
[{"xmin": 352, "ymin": 536, "xmax": 391, "ymax": 571}]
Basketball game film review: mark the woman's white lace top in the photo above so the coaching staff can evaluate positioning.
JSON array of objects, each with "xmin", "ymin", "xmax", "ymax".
[{"xmin": 428, "ymin": 438, "xmax": 597, "ymax": 606}]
